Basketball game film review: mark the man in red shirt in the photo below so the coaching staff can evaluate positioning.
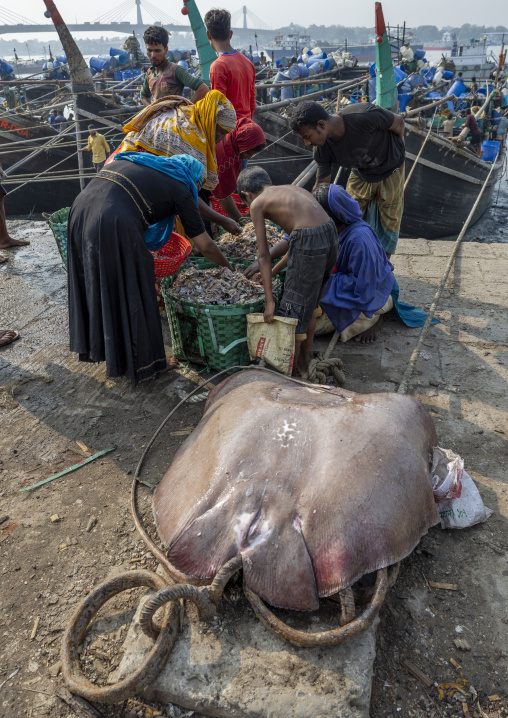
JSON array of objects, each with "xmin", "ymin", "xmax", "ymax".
[{"xmin": 204, "ymin": 9, "xmax": 256, "ymax": 121}]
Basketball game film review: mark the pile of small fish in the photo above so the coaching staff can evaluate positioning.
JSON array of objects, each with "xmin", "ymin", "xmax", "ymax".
[
  {"xmin": 171, "ymin": 266, "xmax": 281, "ymax": 305},
  {"xmin": 217, "ymin": 221, "xmax": 286, "ymax": 262}
]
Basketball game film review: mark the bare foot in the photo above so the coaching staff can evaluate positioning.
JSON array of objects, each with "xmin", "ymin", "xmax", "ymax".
[
  {"xmin": 0, "ymin": 236, "xmax": 29, "ymax": 250},
  {"xmin": 0, "ymin": 253, "xmax": 7, "ymax": 263},
  {"xmin": 354, "ymin": 316, "xmax": 383, "ymax": 343},
  {"xmin": 294, "ymin": 359, "xmax": 310, "ymax": 378},
  {"xmin": 0, "ymin": 330, "xmax": 20, "ymax": 347}
]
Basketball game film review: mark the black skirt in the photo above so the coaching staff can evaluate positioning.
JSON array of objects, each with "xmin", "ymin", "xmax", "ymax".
[{"xmin": 67, "ymin": 172, "xmax": 166, "ymax": 384}]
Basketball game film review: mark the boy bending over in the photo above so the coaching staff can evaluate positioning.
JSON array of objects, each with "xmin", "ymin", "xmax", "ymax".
[{"xmin": 237, "ymin": 166, "xmax": 338, "ymax": 376}]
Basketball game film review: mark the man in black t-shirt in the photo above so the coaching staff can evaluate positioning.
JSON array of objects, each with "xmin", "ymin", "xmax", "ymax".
[{"xmin": 290, "ymin": 101, "xmax": 406, "ymax": 256}]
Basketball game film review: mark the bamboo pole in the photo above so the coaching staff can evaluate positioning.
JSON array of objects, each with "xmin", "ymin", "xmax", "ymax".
[
  {"xmin": 76, "ymin": 107, "xmax": 125, "ymax": 130},
  {"xmin": 74, "ymin": 95, "xmax": 85, "ymax": 191},
  {"xmin": 401, "ymin": 95, "xmax": 457, "ymax": 118},
  {"xmin": 255, "ymin": 75, "xmax": 370, "ymax": 113},
  {"xmin": 3, "ymin": 174, "xmax": 96, "ymax": 184},
  {"xmin": 404, "ymin": 112, "xmax": 437, "ymax": 191},
  {"xmin": 0, "ymin": 78, "xmax": 67, "ymax": 86},
  {"xmin": 5, "ymin": 125, "xmax": 117, "ymax": 196},
  {"xmin": 473, "ymin": 89, "xmax": 495, "ymax": 120},
  {"xmin": 4, "ymin": 123, "xmax": 77, "ymax": 177},
  {"xmin": 0, "ymin": 126, "xmax": 91, "ymax": 149},
  {"xmin": 397, "ymin": 155, "xmax": 499, "ymax": 395},
  {"xmin": 291, "ymin": 160, "xmax": 316, "ymax": 186},
  {"xmin": 255, "ymin": 67, "xmax": 356, "ymax": 89}
]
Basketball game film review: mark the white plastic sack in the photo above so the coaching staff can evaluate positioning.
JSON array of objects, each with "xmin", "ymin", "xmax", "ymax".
[
  {"xmin": 431, "ymin": 447, "xmax": 493, "ymax": 529},
  {"xmin": 246, "ymin": 314, "xmax": 298, "ymax": 376}
]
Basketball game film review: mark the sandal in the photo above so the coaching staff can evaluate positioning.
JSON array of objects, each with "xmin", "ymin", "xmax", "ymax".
[{"xmin": 0, "ymin": 330, "xmax": 20, "ymax": 347}]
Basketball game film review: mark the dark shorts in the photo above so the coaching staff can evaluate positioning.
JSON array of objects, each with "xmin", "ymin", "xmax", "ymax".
[
  {"xmin": 94, "ymin": 161, "xmax": 106, "ymax": 173},
  {"xmin": 470, "ymin": 134, "xmax": 482, "ymax": 147},
  {"xmin": 275, "ymin": 219, "xmax": 338, "ymax": 338},
  {"xmin": 0, "ymin": 184, "xmax": 6, "ymax": 196}
]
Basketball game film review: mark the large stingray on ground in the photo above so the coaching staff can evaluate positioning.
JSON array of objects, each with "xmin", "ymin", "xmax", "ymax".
[{"xmin": 153, "ymin": 370, "xmax": 440, "ymax": 612}]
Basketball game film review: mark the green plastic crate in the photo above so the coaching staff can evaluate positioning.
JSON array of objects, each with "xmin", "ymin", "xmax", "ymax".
[
  {"xmin": 161, "ymin": 275, "xmax": 264, "ymax": 371},
  {"xmin": 48, "ymin": 207, "xmax": 70, "ymax": 270}
]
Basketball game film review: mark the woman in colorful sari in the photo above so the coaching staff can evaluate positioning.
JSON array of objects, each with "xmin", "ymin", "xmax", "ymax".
[
  {"xmin": 212, "ymin": 118, "xmax": 266, "ymax": 221},
  {"xmin": 118, "ymin": 90, "xmax": 242, "ymax": 235},
  {"xmin": 68, "ymin": 153, "xmax": 231, "ymax": 385}
]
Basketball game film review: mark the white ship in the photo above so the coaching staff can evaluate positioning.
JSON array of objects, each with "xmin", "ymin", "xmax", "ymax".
[
  {"xmin": 441, "ymin": 38, "xmax": 501, "ymax": 80},
  {"xmin": 263, "ymin": 32, "xmax": 312, "ymax": 61}
]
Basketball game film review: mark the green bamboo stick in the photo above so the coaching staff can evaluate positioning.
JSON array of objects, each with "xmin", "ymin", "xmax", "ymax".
[{"xmin": 19, "ymin": 446, "xmax": 116, "ymax": 492}]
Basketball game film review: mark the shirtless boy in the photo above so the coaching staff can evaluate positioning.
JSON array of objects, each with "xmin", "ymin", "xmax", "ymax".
[{"xmin": 237, "ymin": 166, "xmax": 338, "ymax": 375}]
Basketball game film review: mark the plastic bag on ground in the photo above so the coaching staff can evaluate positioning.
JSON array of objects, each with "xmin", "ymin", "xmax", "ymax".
[
  {"xmin": 247, "ymin": 314, "xmax": 297, "ymax": 375},
  {"xmin": 431, "ymin": 447, "xmax": 493, "ymax": 529}
]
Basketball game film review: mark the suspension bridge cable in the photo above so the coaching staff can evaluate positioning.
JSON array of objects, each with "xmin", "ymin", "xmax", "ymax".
[
  {"xmin": 142, "ymin": 0, "xmax": 178, "ymax": 25},
  {"xmin": 93, "ymin": 0, "xmax": 135, "ymax": 24},
  {"xmin": 0, "ymin": 6, "xmax": 38, "ymax": 24}
]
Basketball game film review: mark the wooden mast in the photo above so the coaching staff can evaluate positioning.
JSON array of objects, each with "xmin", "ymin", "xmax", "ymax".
[
  {"xmin": 374, "ymin": 2, "xmax": 397, "ymax": 111},
  {"xmin": 42, "ymin": 0, "xmax": 93, "ymax": 93},
  {"xmin": 42, "ymin": 0, "xmax": 93, "ymax": 188}
]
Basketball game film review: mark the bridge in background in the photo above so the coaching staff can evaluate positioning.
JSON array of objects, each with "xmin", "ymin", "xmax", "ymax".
[{"xmin": 0, "ymin": 0, "xmax": 271, "ymax": 35}]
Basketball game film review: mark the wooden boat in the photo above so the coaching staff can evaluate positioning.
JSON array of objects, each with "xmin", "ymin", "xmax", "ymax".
[
  {"xmin": 0, "ymin": 94, "xmax": 125, "ymax": 216},
  {"xmin": 252, "ymin": 108, "xmax": 313, "ymax": 186},
  {"xmin": 0, "ymin": 2, "xmax": 128, "ymax": 216},
  {"xmin": 332, "ymin": 123, "xmax": 503, "ymax": 239},
  {"xmin": 401, "ymin": 123, "xmax": 502, "ymax": 238},
  {"xmin": 372, "ymin": 2, "xmax": 503, "ymax": 239},
  {"xmin": 0, "ymin": 115, "xmax": 81, "ymax": 215},
  {"xmin": 252, "ymin": 4, "xmax": 504, "ymax": 240}
]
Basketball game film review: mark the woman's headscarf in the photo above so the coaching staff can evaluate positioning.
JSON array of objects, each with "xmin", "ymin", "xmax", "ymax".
[
  {"xmin": 119, "ymin": 90, "xmax": 236, "ymax": 191},
  {"xmin": 213, "ymin": 118, "xmax": 266, "ymax": 200},
  {"xmin": 114, "ymin": 151, "xmax": 204, "ymax": 200},
  {"xmin": 319, "ymin": 184, "xmax": 395, "ymax": 334},
  {"xmin": 328, "ymin": 184, "xmax": 363, "ymax": 225},
  {"xmin": 113, "ymin": 152, "xmax": 205, "ymax": 251}
]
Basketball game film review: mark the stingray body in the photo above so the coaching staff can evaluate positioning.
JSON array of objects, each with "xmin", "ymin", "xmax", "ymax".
[{"xmin": 153, "ymin": 370, "xmax": 440, "ymax": 611}]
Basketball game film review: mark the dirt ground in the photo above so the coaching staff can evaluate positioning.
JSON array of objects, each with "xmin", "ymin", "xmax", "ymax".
[{"xmin": 0, "ymin": 185, "xmax": 507, "ymax": 718}]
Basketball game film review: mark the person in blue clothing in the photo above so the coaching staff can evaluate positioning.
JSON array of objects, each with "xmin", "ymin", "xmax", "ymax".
[{"xmin": 312, "ymin": 183, "xmax": 436, "ymax": 343}]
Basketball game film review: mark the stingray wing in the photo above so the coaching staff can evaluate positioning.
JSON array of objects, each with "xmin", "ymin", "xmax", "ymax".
[{"xmin": 153, "ymin": 373, "xmax": 439, "ymax": 611}]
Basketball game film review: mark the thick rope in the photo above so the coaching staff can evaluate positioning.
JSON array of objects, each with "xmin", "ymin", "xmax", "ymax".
[
  {"xmin": 307, "ymin": 331, "xmax": 345, "ymax": 385},
  {"xmin": 397, "ymin": 153, "xmax": 499, "ymax": 394}
]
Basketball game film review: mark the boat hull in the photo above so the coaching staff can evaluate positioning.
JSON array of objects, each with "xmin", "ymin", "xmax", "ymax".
[
  {"xmin": 251, "ymin": 112, "xmax": 501, "ymax": 240},
  {"xmin": 252, "ymin": 108, "xmax": 313, "ymax": 186},
  {"xmin": 1, "ymin": 93, "xmax": 125, "ymax": 216},
  {"xmin": 401, "ymin": 124, "xmax": 502, "ymax": 238}
]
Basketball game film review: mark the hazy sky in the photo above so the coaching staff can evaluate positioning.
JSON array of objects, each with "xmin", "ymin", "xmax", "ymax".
[{"xmin": 5, "ymin": 0, "xmax": 508, "ymax": 37}]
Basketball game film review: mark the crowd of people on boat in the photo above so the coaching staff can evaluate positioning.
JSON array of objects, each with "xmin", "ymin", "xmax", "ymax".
[
  {"xmin": 0, "ymin": 9, "xmax": 487, "ymax": 370},
  {"xmin": 436, "ymin": 104, "xmax": 508, "ymax": 156}
]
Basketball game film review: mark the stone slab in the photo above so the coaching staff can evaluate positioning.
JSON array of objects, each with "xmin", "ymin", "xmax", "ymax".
[{"xmin": 112, "ymin": 581, "xmax": 378, "ymax": 718}]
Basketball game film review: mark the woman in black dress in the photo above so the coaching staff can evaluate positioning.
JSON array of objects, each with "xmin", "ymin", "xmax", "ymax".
[{"xmin": 68, "ymin": 154, "xmax": 231, "ymax": 384}]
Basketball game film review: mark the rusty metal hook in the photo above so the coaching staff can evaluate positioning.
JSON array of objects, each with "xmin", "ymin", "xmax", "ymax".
[
  {"xmin": 61, "ymin": 570, "xmax": 179, "ymax": 704},
  {"xmin": 243, "ymin": 564, "xmax": 399, "ymax": 648},
  {"xmin": 140, "ymin": 555, "xmax": 243, "ymax": 640}
]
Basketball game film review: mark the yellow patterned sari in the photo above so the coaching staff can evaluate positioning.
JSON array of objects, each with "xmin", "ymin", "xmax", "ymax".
[{"xmin": 119, "ymin": 90, "xmax": 236, "ymax": 191}]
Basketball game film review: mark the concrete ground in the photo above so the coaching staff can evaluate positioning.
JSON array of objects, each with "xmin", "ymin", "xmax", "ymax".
[{"xmin": 0, "ymin": 217, "xmax": 507, "ymax": 718}]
